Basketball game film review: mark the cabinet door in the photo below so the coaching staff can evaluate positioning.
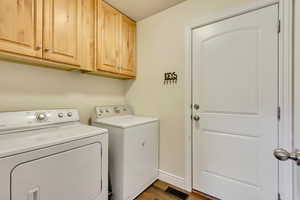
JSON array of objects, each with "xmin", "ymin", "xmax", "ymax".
[
  {"xmin": 96, "ymin": 1, "xmax": 120, "ymax": 73},
  {"xmin": 0, "ymin": 0, "xmax": 43, "ymax": 58},
  {"xmin": 44, "ymin": 0, "xmax": 81, "ymax": 66},
  {"xmin": 120, "ymin": 15, "xmax": 136, "ymax": 77},
  {"xmin": 80, "ymin": 0, "xmax": 96, "ymax": 70}
]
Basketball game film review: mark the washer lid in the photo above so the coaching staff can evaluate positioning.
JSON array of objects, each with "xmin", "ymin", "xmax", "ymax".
[
  {"xmin": 94, "ymin": 115, "xmax": 159, "ymax": 128},
  {"xmin": 0, "ymin": 124, "xmax": 107, "ymax": 158}
]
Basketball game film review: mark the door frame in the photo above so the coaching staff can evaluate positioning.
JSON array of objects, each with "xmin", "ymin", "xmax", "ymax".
[{"xmin": 184, "ymin": 0, "xmax": 294, "ymax": 199}]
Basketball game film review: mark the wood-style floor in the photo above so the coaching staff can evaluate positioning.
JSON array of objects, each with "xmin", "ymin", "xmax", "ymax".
[{"xmin": 136, "ymin": 180, "xmax": 214, "ymax": 200}]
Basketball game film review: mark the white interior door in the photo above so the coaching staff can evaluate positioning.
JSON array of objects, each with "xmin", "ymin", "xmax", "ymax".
[
  {"xmin": 294, "ymin": 0, "xmax": 300, "ymax": 198},
  {"xmin": 192, "ymin": 5, "xmax": 279, "ymax": 200}
]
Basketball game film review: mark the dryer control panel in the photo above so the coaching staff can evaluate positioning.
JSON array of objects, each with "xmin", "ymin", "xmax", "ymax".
[{"xmin": 0, "ymin": 109, "xmax": 79, "ymax": 133}]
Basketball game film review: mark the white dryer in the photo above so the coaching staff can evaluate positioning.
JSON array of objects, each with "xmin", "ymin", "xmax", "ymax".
[
  {"xmin": 0, "ymin": 109, "xmax": 108, "ymax": 200},
  {"xmin": 92, "ymin": 105, "xmax": 159, "ymax": 200}
]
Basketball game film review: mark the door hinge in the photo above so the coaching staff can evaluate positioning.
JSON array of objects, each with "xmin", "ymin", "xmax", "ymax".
[
  {"xmin": 277, "ymin": 106, "xmax": 281, "ymax": 121},
  {"xmin": 278, "ymin": 20, "xmax": 281, "ymax": 33},
  {"xmin": 278, "ymin": 193, "xmax": 282, "ymax": 200}
]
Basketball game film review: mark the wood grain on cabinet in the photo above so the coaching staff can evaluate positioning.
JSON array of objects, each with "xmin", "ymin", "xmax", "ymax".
[
  {"xmin": 80, "ymin": 0, "xmax": 96, "ymax": 70},
  {"xmin": 0, "ymin": 0, "xmax": 137, "ymax": 79},
  {"xmin": 120, "ymin": 15, "xmax": 136, "ymax": 77},
  {"xmin": 96, "ymin": 1, "xmax": 121, "ymax": 73},
  {"xmin": 0, "ymin": 0, "xmax": 43, "ymax": 58},
  {"xmin": 43, "ymin": 0, "xmax": 82, "ymax": 66}
]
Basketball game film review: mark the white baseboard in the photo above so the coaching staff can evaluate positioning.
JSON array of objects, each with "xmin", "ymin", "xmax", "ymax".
[{"xmin": 158, "ymin": 170, "xmax": 186, "ymax": 190}]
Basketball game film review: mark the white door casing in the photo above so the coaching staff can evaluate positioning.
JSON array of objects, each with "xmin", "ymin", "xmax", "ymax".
[{"xmin": 192, "ymin": 5, "xmax": 279, "ymax": 200}]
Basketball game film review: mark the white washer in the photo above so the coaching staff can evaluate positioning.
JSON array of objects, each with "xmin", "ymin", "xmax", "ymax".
[
  {"xmin": 0, "ymin": 109, "xmax": 108, "ymax": 200},
  {"xmin": 92, "ymin": 105, "xmax": 159, "ymax": 200}
]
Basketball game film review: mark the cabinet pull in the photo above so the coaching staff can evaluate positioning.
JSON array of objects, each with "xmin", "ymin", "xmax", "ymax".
[
  {"xmin": 35, "ymin": 46, "xmax": 41, "ymax": 51},
  {"xmin": 44, "ymin": 48, "xmax": 51, "ymax": 52}
]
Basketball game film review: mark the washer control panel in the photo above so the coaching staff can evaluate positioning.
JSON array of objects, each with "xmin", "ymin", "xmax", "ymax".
[
  {"xmin": 0, "ymin": 109, "xmax": 80, "ymax": 133},
  {"xmin": 36, "ymin": 112, "xmax": 48, "ymax": 121},
  {"xmin": 95, "ymin": 105, "xmax": 132, "ymax": 118}
]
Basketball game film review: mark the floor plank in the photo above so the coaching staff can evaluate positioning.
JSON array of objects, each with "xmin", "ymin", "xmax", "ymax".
[{"xmin": 135, "ymin": 180, "xmax": 210, "ymax": 200}]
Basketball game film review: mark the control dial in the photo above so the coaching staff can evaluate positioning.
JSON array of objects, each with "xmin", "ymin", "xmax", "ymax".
[
  {"xmin": 114, "ymin": 107, "xmax": 121, "ymax": 113},
  {"xmin": 36, "ymin": 113, "xmax": 47, "ymax": 121}
]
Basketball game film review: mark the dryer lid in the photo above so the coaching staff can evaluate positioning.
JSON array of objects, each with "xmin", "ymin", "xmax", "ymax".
[
  {"xmin": 0, "ymin": 124, "xmax": 107, "ymax": 158},
  {"xmin": 94, "ymin": 115, "xmax": 159, "ymax": 128}
]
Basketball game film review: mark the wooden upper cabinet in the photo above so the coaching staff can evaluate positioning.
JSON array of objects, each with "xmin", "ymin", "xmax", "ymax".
[
  {"xmin": 80, "ymin": 0, "xmax": 96, "ymax": 70},
  {"xmin": 0, "ymin": 0, "xmax": 43, "ymax": 58},
  {"xmin": 43, "ymin": 0, "xmax": 81, "ymax": 66},
  {"xmin": 120, "ymin": 15, "xmax": 136, "ymax": 77},
  {"xmin": 0, "ymin": 0, "xmax": 136, "ymax": 79},
  {"xmin": 96, "ymin": 1, "xmax": 121, "ymax": 73}
]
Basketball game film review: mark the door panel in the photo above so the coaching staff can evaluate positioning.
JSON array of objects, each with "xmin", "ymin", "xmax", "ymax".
[
  {"xmin": 120, "ymin": 15, "xmax": 136, "ymax": 77},
  {"xmin": 0, "ymin": 0, "xmax": 43, "ymax": 58},
  {"xmin": 44, "ymin": 0, "xmax": 81, "ymax": 65},
  {"xmin": 124, "ymin": 123, "xmax": 159, "ymax": 199},
  {"xmin": 192, "ymin": 5, "xmax": 278, "ymax": 200},
  {"xmin": 80, "ymin": 0, "xmax": 96, "ymax": 70},
  {"xmin": 200, "ymin": 29, "xmax": 259, "ymax": 114},
  {"xmin": 11, "ymin": 143, "xmax": 102, "ymax": 200},
  {"xmin": 294, "ymin": 0, "xmax": 300, "ymax": 198},
  {"xmin": 96, "ymin": 1, "xmax": 120, "ymax": 73}
]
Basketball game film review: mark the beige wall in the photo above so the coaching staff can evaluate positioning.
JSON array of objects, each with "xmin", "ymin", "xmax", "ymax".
[
  {"xmin": 295, "ymin": 0, "xmax": 300, "ymax": 149},
  {"xmin": 0, "ymin": 60, "xmax": 125, "ymax": 124},
  {"xmin": 125, "ymin": 0, "xmax": 256, "ymax": 177}
]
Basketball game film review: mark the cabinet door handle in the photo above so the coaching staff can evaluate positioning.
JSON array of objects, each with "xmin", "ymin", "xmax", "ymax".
[
  {"xmin": 44, "ymin": 48, "xmax": 51, "ymax": 52},
  {"xmin": 35, "ymin": 46, "xmax": 41, "ymax": 51}
]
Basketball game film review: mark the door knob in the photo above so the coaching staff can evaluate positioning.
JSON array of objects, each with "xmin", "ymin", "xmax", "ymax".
[
  {"xmin": 273, "ymin": 148, "xmax": 300, "ymax": 165},
  {"xmin": 193, "ymin": 115, "xmax": 200, "ymax": 121}
]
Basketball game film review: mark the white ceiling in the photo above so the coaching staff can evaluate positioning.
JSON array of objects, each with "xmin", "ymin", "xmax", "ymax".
[{"xmin": 105, "ymin": 0, "xmax": 187, "ymax": 21}]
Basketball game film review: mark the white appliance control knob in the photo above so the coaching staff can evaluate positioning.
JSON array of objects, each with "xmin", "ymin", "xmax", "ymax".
[
  {"xmin": 114, "ymin": 107, "xmax": 121, "ymax": 113},
  {"xmin": 36, "ymin": 113, "xmax": 47, "ymax": 121},
  {"xmin": 67, "ymin": 112, "xmax": 73, "ymax": 117},
  {"xmin": 58, "ymin": 113, "xmax": 64, "ymax": 118}
]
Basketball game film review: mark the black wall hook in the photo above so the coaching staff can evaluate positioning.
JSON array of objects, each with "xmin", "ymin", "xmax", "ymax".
[{"xmin": 164, "ymin": 72, "xmax": 178, "ymax": 85}]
